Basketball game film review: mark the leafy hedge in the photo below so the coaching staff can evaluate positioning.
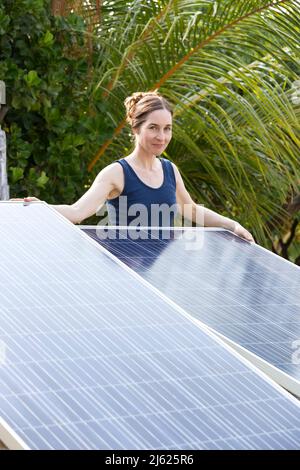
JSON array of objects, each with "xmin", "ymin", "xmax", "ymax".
[{"xmin": 0, "ymin": 0, "xmax": 111, "ymax": 205}]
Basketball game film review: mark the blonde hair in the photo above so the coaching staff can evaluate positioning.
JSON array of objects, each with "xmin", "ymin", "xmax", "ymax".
[{"xmin": 124, "ymin": 91, "xmax": 173, "ymax": 130}]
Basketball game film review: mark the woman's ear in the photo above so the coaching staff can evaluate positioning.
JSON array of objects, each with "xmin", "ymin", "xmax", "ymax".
[{"xmin": 132, "ymin": 127, "xmax": 139, "ymax": 142}]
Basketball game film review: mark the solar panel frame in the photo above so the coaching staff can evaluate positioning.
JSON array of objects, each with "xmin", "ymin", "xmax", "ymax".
[{"xmin": 1, "ymin": 203, "xmax": 300, "ymax": 450}]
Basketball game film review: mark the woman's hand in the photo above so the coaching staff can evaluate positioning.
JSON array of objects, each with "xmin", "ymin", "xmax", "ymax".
[
  {"xmin": 23, "ymin": 197, "xmax": 40, "ymax": 203},
  {"xmin": 10, "ymin": 197, "xmax": 41, "ymax": 203},
  {"xmin": 233, "ymin": 222, "xmax": 255, "ymax": 243}
]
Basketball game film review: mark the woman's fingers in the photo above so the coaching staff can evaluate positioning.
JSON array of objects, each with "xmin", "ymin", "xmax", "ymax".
[
  {"xmin": 243, "ymin": 230, "xmax": 255, "ymax": 243},
  {"xmin": 234, "ymin": 223, "xmax": 255, "ymax": 243},
  {"xmin": 9, "ymin": 197, "xmax": 41, "ymax": 203},
  {"xmin": 24, "ymin": 197, "xmax": 40, "ymax": 202}
]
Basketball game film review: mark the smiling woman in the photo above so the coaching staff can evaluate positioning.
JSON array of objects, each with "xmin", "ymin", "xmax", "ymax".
[
  {"xmin": 19, "ymin": 91, "xmax": 254, "ymax": 241},
  {"xmin": 106, "ymin": 92, "xmax": 177, "ymax": 227}
]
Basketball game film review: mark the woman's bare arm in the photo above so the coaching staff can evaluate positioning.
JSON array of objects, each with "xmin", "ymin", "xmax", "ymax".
[
  {"xmin": 23, "ymin": 163, "xmax": 124, "ymax": 224},
  {"xmin": 172, "ymin": 164, "xmax": 254, "ymax": 242}
]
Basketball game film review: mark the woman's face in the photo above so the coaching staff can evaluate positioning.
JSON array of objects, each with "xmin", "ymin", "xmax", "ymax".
[{"xmin": 134, "ymin": 109, "xmax": 172, "ymax": 156}]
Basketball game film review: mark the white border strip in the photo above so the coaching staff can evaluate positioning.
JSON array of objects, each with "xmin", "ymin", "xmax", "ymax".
[
  {"xmin": 0, "ymin": 417, "xmax": 30, "ymax": 450},
  {"xmin": 205, "ymin": 325, "xmax": 300, "ymax": 398}
]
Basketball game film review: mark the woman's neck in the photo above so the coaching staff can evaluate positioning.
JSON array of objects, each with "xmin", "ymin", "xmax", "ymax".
[{"xmin": 127, "ymin": 148, "xmax": 159, "ymax": 170}]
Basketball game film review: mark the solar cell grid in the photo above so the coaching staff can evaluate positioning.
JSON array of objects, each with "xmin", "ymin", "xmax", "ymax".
[
  {"xmin": 82, "ymin": 226, "xmax": 300, "ymax": 395},
  {"xmin": 0, "ymin": 204, "xmax": 300, "ymax": 449}
]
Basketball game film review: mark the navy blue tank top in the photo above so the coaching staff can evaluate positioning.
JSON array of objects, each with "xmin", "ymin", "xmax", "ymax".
[{"xmin": 106, "ymin": 158, "xmax": 177, "ymax": 226}]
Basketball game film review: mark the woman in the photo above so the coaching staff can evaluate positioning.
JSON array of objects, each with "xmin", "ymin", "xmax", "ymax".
[{"xmin": 20, "ymin": 91, "xmax": 254, "ymax": 241}]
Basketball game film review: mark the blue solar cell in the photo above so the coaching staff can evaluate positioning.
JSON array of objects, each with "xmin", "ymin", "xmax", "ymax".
[
  {"xmin": 1, "ymin": 204, "xmax": 300, "ymax": 449},
  {"xmin": 84, "ymin": 227, "xmax": 300, "ymax": 395}
]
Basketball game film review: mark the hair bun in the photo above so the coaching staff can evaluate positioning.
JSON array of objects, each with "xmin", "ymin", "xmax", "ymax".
[
  {"xmin": 123, "ymin": 90, "xmax": 172, "ymax": 131},
  {"xmin": 124, "ymin": 91, "xmax": 160, "ymax": 125},
  {"xmin": 124, "ymin": 92, "xmax": 145, "ymax": 124}
]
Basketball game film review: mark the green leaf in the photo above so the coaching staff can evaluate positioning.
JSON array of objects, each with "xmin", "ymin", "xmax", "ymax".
[
  {"xmin": 24, "ymin": 70, "xmax": 42, "ymax": 87},
  {"xmin": 36, "ymin": 171, "xmax": 49, "ymax": 188},
  {"xmin": 40, "ymin": 30, "xmax": 54, "ymax": 47},
  {"xmin": 0, "ymin": 11, "xmax": 10, "ymax": 34},
  {"xmin": 10, "ymin": 167, "xmax": 24, "ymax": 184}
]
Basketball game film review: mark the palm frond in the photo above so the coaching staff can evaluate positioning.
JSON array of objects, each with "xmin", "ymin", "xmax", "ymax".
[{"xmin": 69, "ymin": 0, "xmax": 300, "ymax": 244}]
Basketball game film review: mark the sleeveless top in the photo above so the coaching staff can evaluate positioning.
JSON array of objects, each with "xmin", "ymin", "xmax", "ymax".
[{"xmin": 106, "ymin": 158, "xmax": 177, "ymax": 226}]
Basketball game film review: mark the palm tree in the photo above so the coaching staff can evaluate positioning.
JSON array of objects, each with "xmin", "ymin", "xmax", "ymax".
[{"xmin": 54, "ymin": 0, "xmax": 300, "ymax": 257}]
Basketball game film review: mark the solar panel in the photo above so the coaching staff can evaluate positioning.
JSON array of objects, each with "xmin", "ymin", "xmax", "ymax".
[
  {"xmin": 82, "ymin": 227, "xmax": 300, "ymax": 397},
  {"xmin": 1, "ymin": 204, "xmax": 300, "ymax": 450}
]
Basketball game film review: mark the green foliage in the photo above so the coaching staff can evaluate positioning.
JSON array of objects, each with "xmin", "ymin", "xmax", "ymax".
[
  {"xmin": 1, "ymin": 0, "xmax": 300, "ymax": 260},
  {"xmin": 0, "ymin": 0, "xmax": 111, "ymax": 205}
]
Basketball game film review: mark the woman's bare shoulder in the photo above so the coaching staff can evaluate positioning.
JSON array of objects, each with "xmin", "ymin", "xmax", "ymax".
[
  {"xmin": 95, "ymin": 161, "xmax": 124, "ymax": 193},
  {"xmin": 96, "ymin": 161, "xmax": 123, "ymax": 178}
]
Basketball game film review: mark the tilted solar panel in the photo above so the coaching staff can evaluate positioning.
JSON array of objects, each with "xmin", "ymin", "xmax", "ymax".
[
  {"xmin": 1, "ymin": 204, "xmax": 300, "ymax": 449},
  {"xmin": 82, "ymin": 227, "xmax": 300, "ymax": 397}
]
